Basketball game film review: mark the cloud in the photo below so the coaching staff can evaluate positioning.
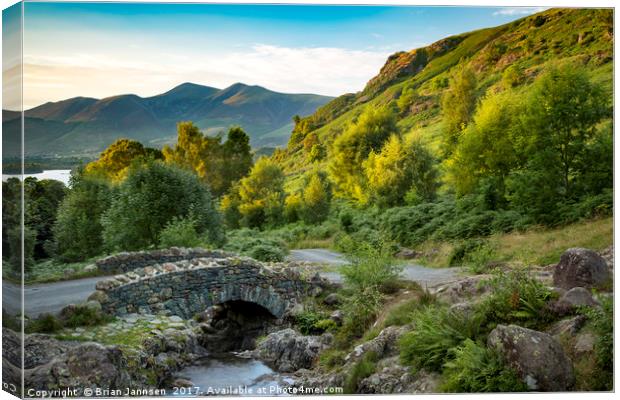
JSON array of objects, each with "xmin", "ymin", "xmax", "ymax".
[
  {"xmin": 493, "ymin": 7, "xmax": 548, "ymax": 16},
  {"xmin": 21, "ymin": 44, "xmax": 392, "ymax": 108}
]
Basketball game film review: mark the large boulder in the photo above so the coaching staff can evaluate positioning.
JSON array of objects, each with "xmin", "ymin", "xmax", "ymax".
[
  {"xmin": 553, "ymin": 248, "xmax": 609, "ymax": 290},
  {"xmin": 252, "ymin": 328, "xmax": 332, "ymax": 372},
  {"xmin": 345, "ymin": 326, "xmax": 408, "ymax": 364},
  {"xmin": 558, "ymin": 287, "xmax": 599, "ymax": 308},
  {"xmin": 487, "ymin": 324, "xmax": 575, "ymax": 391}
]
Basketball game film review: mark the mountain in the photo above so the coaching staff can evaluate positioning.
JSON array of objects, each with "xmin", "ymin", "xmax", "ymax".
[
  {"xmin": 2, "ymin": 83, "xmax": 332, "ymax": 157},
  {"xmin": 277, "ymin": 8, "xmax": 613, "ymax": 184}
]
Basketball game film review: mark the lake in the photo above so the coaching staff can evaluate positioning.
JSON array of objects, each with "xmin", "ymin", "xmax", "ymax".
[{"xmin": 2, "ymin": 169, "xmax": 72, "ymax": 186}]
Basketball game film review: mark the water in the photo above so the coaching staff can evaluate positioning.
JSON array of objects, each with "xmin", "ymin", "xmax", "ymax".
[
  {"xmin": 171, "ymin": 355, "xmax": 293, "ymax": 397},
  {"xmin": 2, "ymin": 169, "xmax": 72, "ymax": 186}
]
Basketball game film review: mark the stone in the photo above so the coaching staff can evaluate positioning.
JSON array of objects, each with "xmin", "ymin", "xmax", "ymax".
[
  {"xmin": 163, "ymin": 263, "xmax": 178, "ymax": 272},
  {"xmin": 487, "ymin": 324, "xmax": 575, "ymax": 391},
  {"xmin": 253, "ymin": 328, "xmax": 332, "ymax": 372},
  {"xmin": 84, "ymin": 264, "xmax": 97, "ymax": 273},
  {"xmin": 63, "ymin": 268, "xmax": 74, "ymax": 277},
  {"xmin": 553, "ymin": 248, "xmax": 610, "ymax": 289},
  {"xmin": 395, "ymin": 248, "xmax": 419, "ymax": 260},
  {"xmin": 547, "ymin": 315, "xmax": 586, "ymax": 337},
  {"xmin": 330, "ymin": 310, "xmax": 344, "ymax": 326},
  {"xmin": 323, "ymin": 293, "xmax": 341, "ymax": 306},
  {"xmin": 345, "ymin": 326, "xmax": 407, "ymax": 364},
  {"xmin": 169, "ymin": 316, "xmax": 184, "ymax": 323},
  {"xmin": 558, "ymin": 287, "xmax": 600, "ymax": 308},
  {"xmin": 172, "ymin": 378, "xmax": 194, "ymax": 388},
  {"xmin": 574, "ymin": 333, "xmax": 596, "ymax": 355}
]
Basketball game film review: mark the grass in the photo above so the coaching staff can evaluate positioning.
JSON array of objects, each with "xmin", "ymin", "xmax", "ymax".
[
  {"xmin": 288, "ymin": 237, "xmax": 334, "ymax": 250},
  {"xmin": 3, "ymin": 257, "xmax": 103, "ymax": 285},
  {"xmin": 416, "ymin": 217, "xmax": 612, "ymax": 268}
]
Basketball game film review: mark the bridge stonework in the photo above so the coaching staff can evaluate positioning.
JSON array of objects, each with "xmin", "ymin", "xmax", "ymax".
[{"xmin": 89, "ymin": 255, "xmax": 317, "ymax": 319}]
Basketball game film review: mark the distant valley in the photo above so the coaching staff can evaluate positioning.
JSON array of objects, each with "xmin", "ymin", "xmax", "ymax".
[{"xmin": 2, "ymin": 82, "xmax": 332, "ymax": 158}]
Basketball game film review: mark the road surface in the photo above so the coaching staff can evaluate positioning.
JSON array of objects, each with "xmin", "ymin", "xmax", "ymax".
[
  {"xmin": 2, "ymin": 276, "xmax": 104, "ymax": 317},
  {"xmin": 3, "ymin": 249, "xmax": 461, "ymax": 317},
  {"xmin": 288, "ymin": 248, "xmax": 461, "ymax": 287}
]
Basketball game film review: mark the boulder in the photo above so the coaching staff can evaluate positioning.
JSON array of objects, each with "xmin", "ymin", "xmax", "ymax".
[
  {"xmin": 487, "ymin": 324, "xmax": 575, "ymax": 391},
  {"xmin": 323, "ymin": 293, "xmax": 341, "ymax": 306},
  {"xmin": 253, "ymin": 328, "xmax": 332, "ymax": 372},
  {"xmin": 553, "ymin": 248, "xmax": 609, "ymax": 290},
  {"xmin": 574, "ymin": 333, "xmax": 596, "ymax": 356},
  {"xmin": 558, "ymin": 287, "xmax": 599, "ymax": 308},
  {"xmin": 345, "ymin": 326, "xmax": 407, "ymax": 364},
  {"xmin": 83, "ymin": 264, "xmax": 97, "ymax": 273},
  {"xmin": 395, "ymin": 248, "xmax": 419, "ymax": 260},
  {"xmin": 547, "ymin": 315, "xmax": 586, "ymax": 338},
  {"xmin": 330, "ymin": 310, "xmax": 344, "ymax": 326}
]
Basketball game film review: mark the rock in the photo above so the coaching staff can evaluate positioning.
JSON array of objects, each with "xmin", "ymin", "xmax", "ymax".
[
  {"xmin": 172, "ymin": 378, "xmax": 194, "ymax": 388},
  {"xmin": 323, "ymin": 293, "xmax": 341, "ymax": 306},
  {"xmin": 88, "ymin": 290, "xmax": 109, "ymax": 304},
  {"xmin": 598, "ymin": 245, "xmax": 614, "ymax": 269},
  {"xmin": 26, "ymin": 342, "xmax": 131, "ymax": 391},
  {"xmin": 547, "ymin": 315, "xmax": 586, "ymax": 337},
  {"xmin": 558, "ymin": 287, "xmax": 600, "ymax": 308},
  {"xmin": 345, "ymin": 326, "xmax": 407, "ymax": 364},
  {"xmin": 487, "ymin": 324, "xmax": 575, "ymax": 391},
  {"xmin": 574, "ymin": 333, "xmax": 596, "ymax": 356},
  {"xmin": 63, "ymin": 268, "xmax": 74, "ymax": 277},
  {"xmin": 169, "ymin": 316, "xmax": 184, "ymax": 323},
  {"xmin": 433, "ymin": 275, "xmax": 492, "ymax": 304},
  {"xmin": 330, "ymin": 310, "xmax": 344, "ymax": 326},
  {"xmin": 553, "ymin": 248, "xmax": 610, "ymax": 289},
  {"xmin": 84, "ymin": 264, "xmax": 97, "ymax": 273},
  {"xmin": 253, "ymin": 328, "xmax": 332, "ymax": 372},
  {"xmin": 395, "ymin": 248, "xmax": 419, "ymax": 260}
]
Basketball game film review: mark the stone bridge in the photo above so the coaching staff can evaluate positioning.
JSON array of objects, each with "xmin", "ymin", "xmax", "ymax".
[{"xmin": 89, "ymin": 254, "xmax": 322, "ymax": 319}]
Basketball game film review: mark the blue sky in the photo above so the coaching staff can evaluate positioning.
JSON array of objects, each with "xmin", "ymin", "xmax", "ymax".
[{"xmin": 5, "ymin": 3, "xmax": 547, "ymax": 108}]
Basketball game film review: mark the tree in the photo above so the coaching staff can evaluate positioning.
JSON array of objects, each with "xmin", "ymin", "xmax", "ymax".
[
  {"xmin": 24, "ymin": 178, "xmax": 67, "ymax": 259},
  {"xmin": 328, "ymin": 106, "xmax": 398, "ymax": 204},
  {"xmin": 365, "ymin": 135, "xmax": 439, "ymax": 207},
  {"xmin": 302, "ymin": 172, "xmax": 330, "ymax": 224},
  {"xmin": 519, "ymin": 65, "xmax": 608, "ymax": 199},
  {"xmin": 163, "ymin": 122, "xmax": 253, "ymax": 196},
  {"xmin": 446, "ymin": 89, "xmax": 521, "ymax": 198},
  {"xmin": 235, "ymin": 157, "xmax": 286, "ymax": 228},
  {"xmin": 84, "ymin": 139, "xmax": 161, "ymax": 182},
  {"xmin": 441, "ymin": 66, "xmax": 477, "ymax": 155},
  {"xmin": 52, "ymin": 174, "xmax": 112, "ymax": 262},
  {"xmin": 101, "ymin": 161, "xmax": 223, "ymax": 251}
]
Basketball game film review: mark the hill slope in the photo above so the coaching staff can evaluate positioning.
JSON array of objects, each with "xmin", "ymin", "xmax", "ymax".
[
  {"xmin": 3, "ymin": 83, "xmax": 332, "ymax": 157},
  {"xmin": 278, "ymin": 8, "xmax": 613, "ymax": 188}
]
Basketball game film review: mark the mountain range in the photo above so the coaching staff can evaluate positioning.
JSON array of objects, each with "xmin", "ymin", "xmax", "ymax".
[{"xmin": 2, "ymin": 83, "xmax": 332, "ymax": 157}]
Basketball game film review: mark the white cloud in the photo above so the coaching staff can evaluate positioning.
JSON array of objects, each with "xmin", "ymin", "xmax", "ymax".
[
  {"xmin": 493, "ymin": 7, "xmax": 548, "ymax": 16},
  {"xmin": 22, "ymin": 44, "xmax": 392, "ymax": 108}
]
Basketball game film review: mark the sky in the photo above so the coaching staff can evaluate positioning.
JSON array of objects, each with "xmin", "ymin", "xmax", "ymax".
[{"xmin": 3, "ymin": 2, "xmax": 547, "ymax": 110}]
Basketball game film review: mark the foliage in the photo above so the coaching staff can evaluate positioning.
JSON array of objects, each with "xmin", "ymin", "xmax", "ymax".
[
  {"xmin": 441, "ymin": 66, "xmax": 477, "ymax": 154},
  {"xmin": 295, "ymin": 310, "xmax": 329, "ymax": 335},
  {"xmin": 102, "ymin": 161, "xmax": 223, "ymax": 251},
  {"xmin": 344, "ymin": 351, "xmax": 378, "ymax": 394},
  {"xmin": 340, "ymin": 241, "xmax": 402, "ymax": 293},
  {"xmin": 328, "ymin": 106, "xmax": 398, "ymax": 204},
  {"xmin": 223, "ymin": 228, "xmax": 288, "ymax": 262},
  {"xmin": 248, "ymin": 243, "xmax": 286, "ymax": 262},
  {"xmin": 163, "ymin": 122, "xmax": 253, "ymax": 196},
  {"xmin": 229, "ymin": 157, "xmax": 286, "ymax": 228},
  {"xmin": 301, "ymin": 171, "xmax": 331, "ymax": 224},
  {"xmin": 580, "ymin": 295, "xmax": 613, "ymax": 390},
  {"xmin": 441, "ymin": 339, "xmax": 528, "ymax": 392},
  {"xmin": 337, "ymin": 287, "xmax": 384, "ymax": 346},
  {"xmin": 52, "ymin": 174, "xmax": 112, "ymax": 262},
  {"xmin": 399, "ymin": 305, "xmax": 479, "ymax": 372},
  {"xmin": 475, "ymin": 270, "xmax": 554, "ymax": 330},
  {"xmin": 158, "ymin": 216, "xmax": 202, "ymax": 248},
  {"xmin": 84, "ymin": 139, "xmax": 162, "ymax": 182},
  {"xmin": 25, "ymin": 314, "xmax": 64, "ymax": 334}
]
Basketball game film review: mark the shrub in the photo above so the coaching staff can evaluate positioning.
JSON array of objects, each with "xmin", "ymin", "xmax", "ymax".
[
  {"xmin": 25, "ymin": 314, "xmax": 63, "ymax": 333},
  {"xmin": 249, "ymin": 244, "xmax": 286, "ymax": 262},
  {"xmin": 344, "ymin": 351, "xmax": 378, "ymax": 393},
  {"xmin": 223, "ymin": 228, "xmax": 289, "ymax": 262},
  {"xmin": 158, "ymin": 216, "xmax": 202, "ymax": 248},
  {"xmin": 318, "ymin": 349, "xmax": 347, "ymax": 370},
  {"xmin": 340, "ymin": 241, "xmax": 402, "ymax": 293},
  {"xmin": 441, "ymin": 339, "xmax": 528, "ymax": 392},
  {"xmin": 337, "ymin": 287, "xmax": 384, "ymax": 346},
  {"xmin": 580, "ymin": 295, "xmax": 613, "ymax": 390},
  {"xmin": 383, "ymin": 291, "xmax": 437, "ymax": 327},
  {"xmin": 399, "ymin": 305, "xmax": 479, "ymax": 372},
  {"xmin": 63, "ymin": 304, "xmax": 113, "ymax": 328},
  {"xmin": 475, "ymin": 270, "xmax": 554, "ymax": 330},
  {"xmin": 448, "ymin": 238, "xmax": 488, "ymax": 267},
  {"xmin": 295, "ymin": 310, "xmax": 326, "ymax": 335}
]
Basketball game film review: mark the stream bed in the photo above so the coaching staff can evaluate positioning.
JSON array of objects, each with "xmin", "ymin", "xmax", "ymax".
[{"xmin": 171, "ymin": 354, "xmax": 293, "ymax": 397}]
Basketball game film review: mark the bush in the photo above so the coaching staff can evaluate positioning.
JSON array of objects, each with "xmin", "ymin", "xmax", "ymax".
[
  {"xmin": 295, "ymin": 310, "xmax": 326, "ymax": 335},
  {"xmin": 344, "ymin": 351, "xmax": 378, "ymax": 394},
  {"xmin": 580, "ymin": 295, "xmax": 613, "ymax": 390},
  {"xmin": 249, "ymin": 244, "xmax": 286, "ymax": 262},
  {"xmin": 224, "ymin": 228, "xmax": 289, "ymax": 262},
  {"xmin": 475, "ymin": 270, "xmax": 554, "ymax": 330},
  {"xmin": 102, "ymin": 161, "xmax": 223, "ymax": 252},
  {"xmin": 383, "ymin": 292, "xmax": 436, "ymax": 327},
  {"xmin": 159, "ymin": 216, "xmax": 202, "ymax": 248},
  {"xmin": 399, "ymin": 305, "xmax": 479, "ymax": 372},
  {"xmin": 340, "ymin": 241, "xmax": 402, "ymax": 293},
  {"xmin": 337, "ymin": 287, "xmax": 384, "ymax": 346},
  {"xmin": 63, "ymin": 304, "xmax": 113, "ymax": 328},
  {"xmin": 448, "ymin": 238, "xmax": 488, "ymax": 267},
  {"xmin": 25, "ymin": 314, "xmax": 63, "ymax": 333},
  {"xmin": 441, "ymin": 339, "xmax": 528, "ymax": 392}
]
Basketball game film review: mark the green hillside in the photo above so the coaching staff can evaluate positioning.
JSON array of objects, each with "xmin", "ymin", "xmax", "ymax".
[{"xmin": 277, "ymin": 8, "xmax": 613, "ymax": 189}]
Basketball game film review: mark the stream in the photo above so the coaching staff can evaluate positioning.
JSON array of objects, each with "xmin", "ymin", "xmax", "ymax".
[{"xmin": 171, "ymin": 354, "xmax": 293, "ymax": 397}]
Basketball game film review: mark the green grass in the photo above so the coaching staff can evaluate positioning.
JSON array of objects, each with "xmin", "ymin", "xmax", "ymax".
[{"xmin": 4, "ymin": 257, "xmax": 103, "ymax": 285}]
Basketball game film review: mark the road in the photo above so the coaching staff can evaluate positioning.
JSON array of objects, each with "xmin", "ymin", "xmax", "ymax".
[
  {"xmin": 2, "ymin": 249, "xmax": 461, "ymax": 317},
  {"xmin": 288, "ymin": 248, "xmax": 461, "ymax": 287},
  {"xmin": 2, "ymin": 276, "xmax": 104, "ymax": 317}
]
